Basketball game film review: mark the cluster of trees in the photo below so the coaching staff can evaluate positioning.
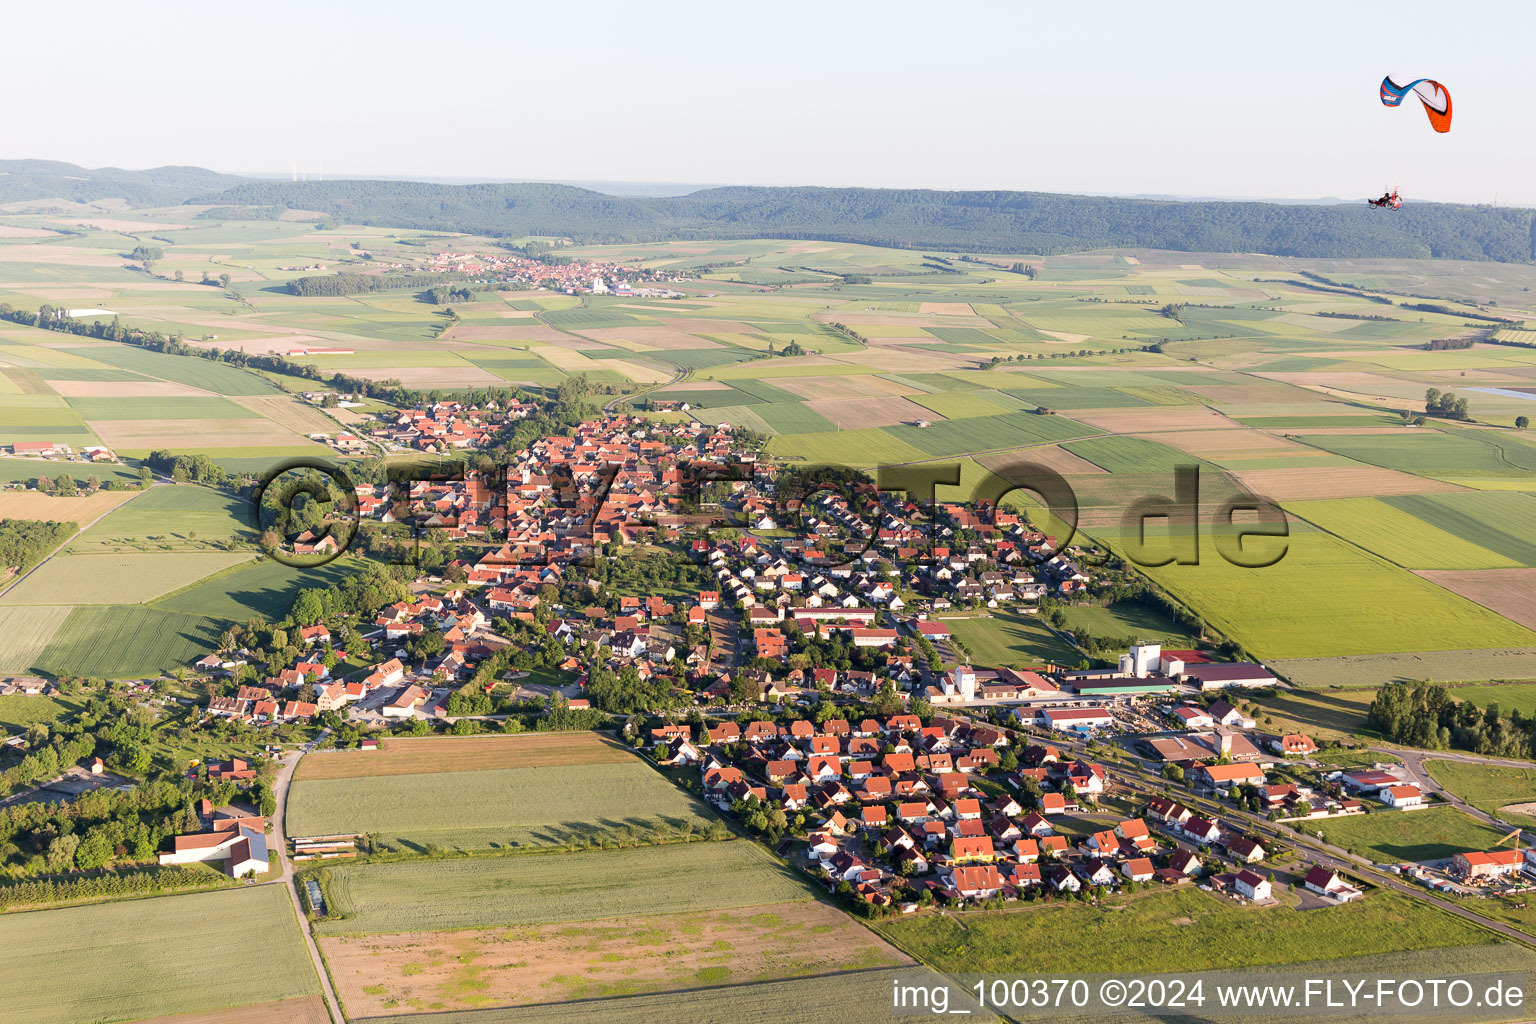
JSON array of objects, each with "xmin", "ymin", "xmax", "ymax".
[
  {"xmin": 204, "ymin": 179, "xmax": 1536, "ymax": 261},
  {"xmin": 1424, "ymin": 336, "xmax": 1476, "ymax": 351},
  {"xmin": 1424, "ymin": 388, "xmax": 1470, "ymax": 420},
  {"xmin": 423, "ymin": 285, "xmax": 475, "ymax": 305},
  {"xmin": 36, "ymin": 472, "xmax": 125, "ymax": 495},
  {"xmin": 1367, "ymin": 681, "xmax": 1534, "ymax": 758},
  {"xmin": 0, "ymin": 864, "xmax": 230, "ymax": 909},
  {"xmin": 286, "ymin": 271, "xmax": 469, "ymax": 297},
  {"xmin": 0, "ymin": 519, "xmax": 73, "ymax": 575},
  {"xmin": 145, "ymin": 450, "xmax": 229, "ymax": 487}
]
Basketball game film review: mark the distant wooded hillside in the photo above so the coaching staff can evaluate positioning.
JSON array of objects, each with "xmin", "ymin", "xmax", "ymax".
[
  {"xmin": 206, "ymin": 180, "xmax": 1536, "ymax": 261},
  {"xmin": 1, "ymin": 160, "xmax": 1532, "ymax": 261}
]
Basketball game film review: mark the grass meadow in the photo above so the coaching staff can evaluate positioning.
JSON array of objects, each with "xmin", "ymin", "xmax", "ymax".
[
  {"xmin": 945, "ymin": 613, "xmax": 1081, "ymax": 668},
  {"xmin": 1423, "ymin": 759, "xmax": 1536, "ymax": 829},
  {"xmin": 876, "ymin": 888, "xmax": 1499, "ymax": 974},
  {"xmin": 1309, "ymin": 805, "xmax": 1510, "ymax": 863},
  {"xmin": 0, "ymin": 885, "xmax": 317, "ymax": 1024},
  {"xmin": 315, "ymin": 840, "xmax": 811, "ymax": 935},
  {"xmin": 286, "ymin": 759, "xmax": 713, "ymax": 850}
]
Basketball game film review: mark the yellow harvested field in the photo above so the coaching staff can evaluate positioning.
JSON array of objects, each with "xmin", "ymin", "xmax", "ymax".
[
  {"xmin": 579, "ymin": 326, "xmax": 719, "ymax": 350},
  {"xmin": 976, "ymin": 445, "xmax": 1107, "ymax": 476},
  {"xmin": 771, "ymin": 374, "xmax": 918, "ymax": 400},
  {"xmin": 1416, "ymin": 569, "xmax": 1536, "ymax": 630},
  {"xmin": 1135, "ymin": 429, "xmax": 1316, "ymax": 456},
  {"xmin": 295, "ymin": 732, "xmax": 635, "ymax": 780},
  {"xmin": 597, "ymin": 358, "xmax": 673, "ymax": 384},
  {"xmin": 1040, "ymin": 330, "xmax": 1091, "ymax": 343},
  {"xmin": 805, "ymin": 395, "xmax": 937, "ymax": 428},
  {"xmin": 234, "ymin": 395, "xmax": 343, "ymax": 435},
  {"xmin": 0, "ymin": 488, "xmax": 137, "ymax": 521},
  {"xmin": 919, "ymin": 302, "xmax": 976, "ymax": 316},
  {"xmin": 1230, "ymin": 466, "xmax": 1464, "ymax": 500},
  {"xmin": 321, "ymin": 901, "xmax": 908, "ymax": 1017}
]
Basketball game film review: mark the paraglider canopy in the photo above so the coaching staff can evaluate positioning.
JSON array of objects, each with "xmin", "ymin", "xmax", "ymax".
[
  {"xmin": 1367, "ymin": 189, "xmax": 1403, "ymax": 210},
  {"xmin": 1380, "ymin": 76, "xmax": 1452, "ymax": 133}
]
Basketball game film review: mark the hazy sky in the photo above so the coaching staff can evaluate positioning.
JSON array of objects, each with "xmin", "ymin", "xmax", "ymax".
[{"xmin": 6, "ymin": 1, "xmax": 1530, "ymax": 203}]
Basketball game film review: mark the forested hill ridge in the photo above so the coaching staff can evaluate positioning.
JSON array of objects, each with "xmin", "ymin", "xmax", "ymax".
[
  {"xmin": 1, "ymin": 159, "xmax": 1533, "ymax": 260},
  {"xmin": 0, "ymin": 160, "xmax": 247, "ymax": 207},
  {"xmin": 207, "ymin": 179, "xmax": 1536, "ymax": 261}
]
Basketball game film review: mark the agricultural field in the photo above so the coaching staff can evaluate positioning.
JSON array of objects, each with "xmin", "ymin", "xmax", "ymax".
[
  {"xmin": 0, "ymin": 884, "xmax": 318, "ymax": 1024},
  {"xmin": 944, "ymin": 613, "xmax": 1082, "ymax": 668},
  {"xmin": 314, "ymin": 840, "xmax": 811, "ymax": 935},
  {"xmin": 1309, "ymin": 805, "xmax": 1511, "ymax": 863},
  {"xmin": 295, "ymin": 732, "xmax": 634, "ymax": 780},
  {"xmin": 877, "ymin": 888, "xmax": 1504, "ymax": 974},
  {"xmin": 1119, "ymin": 531, "xmax": 1536, "ymax": 661},
  {"xmin": 32, "ymin": 604, "xmax": 223, "ymax": 678},
  {"xmin": 287, "ymin": 743, "xmax": 713, "ymax": 849},
  {"xmin": 324, "ymin": 900, "xmax": 906, "ymax": 1017},
  {"xmin": 1273, "ymin": 648, "xmax": 1536, "ymax": 689},
  {"xmin": 355, "ymin": 971, "xmax": 996, "ymax": 1024},
  {"xmin": 1283, "ymin": 497, "xmax": 1522, "ymax": 570},
  {"xmin": 0, "ymin": 550, "xmax": 251, "ymax": 605},
  {"xmin": 1060, "ymin": 601, "xmax": 1199, "ymax": 646},
  {"xmin": 65, "ymin": 483, "xmax": 255, "ymax": 553},
  {"xmin": 0, "ymin": 605, "xmax": 74, "ymax": 673},
  {"xmin": 1423, "ymin": 759, "xmax": 1536, "ymax": 829}
]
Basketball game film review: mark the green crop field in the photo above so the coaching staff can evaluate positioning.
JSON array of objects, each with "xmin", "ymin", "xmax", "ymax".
[
  {"xmin": 33, "ymin": 604, "xmax": 224, "ymax": 677},
  {"xmin": 1284, "ymin": 497, "xmax": 1520, "ymax": 569},
  {"xmin": 154, "ymin": 557, "xmax": 359, "ymax": 621},
  {"xmin": 1064, "ymin": 435, "xmax": 1211, "ymax": 474},
  {"xmin": 64, "ymin": 396, "xmax": 261, "ymax": 420},
  {"xmin": 908, "ymin": 390, "xmax": 1014, "ymax": 419},
  {"xmin": 1120, "ymin": 532, "xmax": 1536, "ymax": 660},
  {"xmin": 0, "ymin": 606, "xmax": 73, "ymax": 673},
  {"xmin": 1007, "ymin": 386, "xmax": 1152, "ymax": 410},
  {"xmin": 1310, "ymin": 805, "xmax": 1510, "ymax": 863},
  {"xmin": 0, "ymin": 884, "xmax": 318, "ymax": 1024},
  {"xmin": 315, "ymin": 840, "xmax": 812, "ymax": 935},
  {"xmin": 1302, "ymin": 431, "xmax": 1536, "ymax": 476},
  {"xmin": 945, "ymin": 613, "xmax": 1081, "ymax": 668},
  {"xmin": 0, "ymin": 551, "xmax": 251, "ymax": 606},
  {"xmin": 1382, "ymin": 492, "xmax": 1536, "ymax": 565},
  {"xmin": 1273, "ymin": 649, "xmax": 1536, "ymax": 689},
  {"xmin": 751, "ymin": 401, "xmax": 838, "ymax": 434},
  {"xmin": 1424, "ymin": 759, "xmax": 1536, "ymax": 829},
  {"xmin": 287, "ymin": 760, "xmax": 715, "ymax": 851},
  {"xmin": 1061, "ymin": 601, "xmax": 1199, "ymax": 646},
  {"xmin": 877, "ymin": 889, "xmax": 1498, "ymax": 974},
  {"xmin": 59, "ymin": 346, "xmax": 278, "ymax": 395},
  {"xmin": 885, "ymin": 412, "xmax": 1096, "ymax": 457},
  {"xmin": 767, "ymin": 427, "xmax": 930, "ymax": 466}
]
